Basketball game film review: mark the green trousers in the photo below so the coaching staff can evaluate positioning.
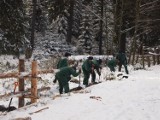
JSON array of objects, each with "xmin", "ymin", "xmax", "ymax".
[
  {"xmin": 58, "ymin": 79, "xmax": 69, "ymax": 94},
  {"xmin": 82, "ymin": 67, "xmax": 91, "ymax": 86},
  {"xmin": 118, "ymin": 63, "xmax": 129, "ymax": 74}
]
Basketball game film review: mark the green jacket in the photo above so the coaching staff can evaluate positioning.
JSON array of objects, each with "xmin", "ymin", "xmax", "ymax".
[
  {"xmin": 116, "ymin": 53, "xmax": 127, "ymax": 64},
  {"xmin": 107, "ymin": 58, "xmax": 117, "ymax": 67},
  {"xmin": 92, "ymin": 60, "xmax": 101, "ymax": 75},
  {"xmin": 57, "ymin": 57, "xmax": 68, "ymax": 69},
  {"xmin": 55, "ymin": 67, "xmax": 79, "ymax": 82},
  {"xmin": 82, "ymin": 59, "xmax": 93, "ymax": 73}
]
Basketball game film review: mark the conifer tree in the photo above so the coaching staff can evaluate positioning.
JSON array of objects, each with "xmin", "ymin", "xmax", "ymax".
[
  {"xmin": 77, "ymin": 6, "xmax": 93, "ymax": 54},
  {"xmin": 0, "ymin": 0, "xmax": 28, "ymax": 56}
]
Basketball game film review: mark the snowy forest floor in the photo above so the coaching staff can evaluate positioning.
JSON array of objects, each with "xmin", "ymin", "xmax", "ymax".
[{"xmin": 0, "ymin": 64, "xmax": 160, "ymax": 120}]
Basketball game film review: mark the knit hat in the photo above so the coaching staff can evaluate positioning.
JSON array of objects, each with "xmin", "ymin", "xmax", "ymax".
[
  {"xmin": 87, "ymin": 56, "xmax": 93, "ymax": 60},
  {"xmin": 64, "ymin": 52, "xmax": 71, "ymax": 57}
]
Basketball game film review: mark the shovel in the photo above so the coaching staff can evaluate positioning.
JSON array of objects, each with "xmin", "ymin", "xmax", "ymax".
[
  {"xmin": 98, "ymin": 75, "xmax": 102, "ymax": 83},
  {"xmin": 76, "ymin": 73, "xmax": 83, "ymax": 90},
  {"xmin": 98, "ymin": 68, "xmax": 102, "ymax": 83},
  {"xmin": 76, "ymin": 62, "xmax": 83, "ymax": 90},
  {"xmin": 7, "ymin": 82, "xmax": 18, "ymax": 112}
]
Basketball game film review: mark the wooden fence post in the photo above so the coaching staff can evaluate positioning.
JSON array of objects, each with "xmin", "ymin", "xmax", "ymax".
[
  {"xmin": 18, "ymin": 59, "xmax": 25, "ymax": 108},
  {"xmin": 156, "ymin": 48, "xmax": 159, "ymax": 64},
  {"xmin": 147, "ymin": 56, "xmax": 150, "ymax": 67},
  {"xmin": 31, "ymin": 60, "xmax": 37, "ymax": 103},
  {"xmin": 135, "ymin": 55, "xmax": 139, "ymax": 63},
  {"xmin": 152, "ymin": 55, "xmax": 156, "ymax": 65},
  {"xmin": 157, "ymin": 55, "xmax": 160, "ymax": 65},
  {"xmin": 142, "ymin": 55, "xmax": 145, "ymax": 69}
]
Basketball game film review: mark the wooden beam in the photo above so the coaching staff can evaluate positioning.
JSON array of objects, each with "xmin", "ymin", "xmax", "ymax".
[
  {"xmin": 0, "ymin": 87, "xmax": 50, "ymax": 100},
  {"xmin": 0, "ymin": 70, "xmax": 54, "ymax": 79},
  {"xmin": 31, "ymin": 60, "xmax": 37, "ymax": 103},
  {"xmin": 0, "ymin": 72, "xmax": 19, "ymax": 79}
]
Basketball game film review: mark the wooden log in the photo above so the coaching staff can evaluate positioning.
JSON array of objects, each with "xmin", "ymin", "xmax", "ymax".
[
  {"xmin": 11, "ymin": 117, "xmax": 32, "ymax": 120},
  {"xmin": 23, "ymin": 95, "xmax": 39, "ymax": 99},
  {"xmin": 29, "ymin": 107, "xmax": 49, "ymax": 115},
  {"xmin": 37, "ymin": 69, "xmax": 54, "ymax": 74}
]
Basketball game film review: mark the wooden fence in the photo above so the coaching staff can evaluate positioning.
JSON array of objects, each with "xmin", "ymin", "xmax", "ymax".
[
  {"xmin": 0, "ymin": 59, "xmax": 54, "ymax": 108},
  {"xmin": 132, "ymin": 54, "xmax": 160, "ymax": 68}
]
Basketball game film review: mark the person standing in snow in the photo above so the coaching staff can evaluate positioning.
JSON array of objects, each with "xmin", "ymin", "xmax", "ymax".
[
  {"xmin": 53, "ymin": 65, "xmax": 81, "ymax": 95},
  {"xmin": 57, "ymin": 52, "xmax": 71, "ymax": 69},
  {"xmin": 82, "ymin": 56, "xmax": 94, "ymax": 87},
  {"xmin": 116, "ymin": 51, "xmax": 129, "ymax": 74},
  {"xmin": 91, "ymin": 59, "xmax": 102, "ymax": 83},
  {"xmin": 106, "ymin": 58, "xmax": 118, "ymax": 72}
]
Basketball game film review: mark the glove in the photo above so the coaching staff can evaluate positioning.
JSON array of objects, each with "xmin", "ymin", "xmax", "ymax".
[
  {"xmin": 67, "ymin": 76, "xmax": 71, "ymax": 81},
  {"xmin": 99, "ymin": 73, "xmax": 101, "ymax": 76},
  {"xmin": 78, "ymin": 69, "xmax": 81, "ymax": 73},
  {"xmin": 53, "ymin": 79, "xmax": 57, "ymax": 83}
]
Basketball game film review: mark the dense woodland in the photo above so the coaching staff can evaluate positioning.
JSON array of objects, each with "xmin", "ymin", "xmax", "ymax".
[{"xmin": 0, "ymin": 0, "xmax": 160, "ymax": 60}]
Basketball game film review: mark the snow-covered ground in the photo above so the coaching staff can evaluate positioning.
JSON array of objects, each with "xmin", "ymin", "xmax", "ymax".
[{"xmin": 0, "ymin": 61, "xmax": 160, "ymax": 120}]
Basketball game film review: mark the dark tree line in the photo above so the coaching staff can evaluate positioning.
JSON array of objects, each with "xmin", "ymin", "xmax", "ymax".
[{"xmin": 0, "ymin": 0, "xmax": 159, "ymax": 58}]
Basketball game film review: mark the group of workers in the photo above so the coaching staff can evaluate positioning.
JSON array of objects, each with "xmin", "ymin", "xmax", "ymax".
[{"xmin": 53, "ymin": 52, "xmax": 129, "ymax": 95}]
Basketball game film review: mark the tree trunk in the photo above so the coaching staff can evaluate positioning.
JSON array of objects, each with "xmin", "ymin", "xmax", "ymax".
[
  {"xmin": 113, "ymin": 0, "xmax": 124, "ymax": 52},
  {"xmin": 113, "ymin": 0, "xmax": 119, "ymax": 46},
  {"xmin": 66, "ymin": 0, "xmax": 74, "ymax": 44},
  {"xmin": 119, "ymin": 6, "xmax": 127, "ymax": 53},
  {"xmin": 99, "ymin": 0, "xmax": 104, "ymax": 55},
  {"xmin": 128, "ymin": 0, "xmax": 141, "ymax": 64},
  {"xmin": 30, "ymin": 0, "xmax": 37, "ymax": 50}
]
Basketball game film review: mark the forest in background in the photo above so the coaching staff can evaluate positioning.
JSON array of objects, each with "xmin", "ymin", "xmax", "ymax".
[{"xmin": 0, "ymin": 0, "xmax": 160, "ymax": 60}]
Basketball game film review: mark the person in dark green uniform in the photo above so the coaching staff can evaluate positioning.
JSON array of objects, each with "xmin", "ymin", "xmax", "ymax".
[
  {"xmin": 82, "ymin": 56, "xmax": 94, "ymax": 87},
  {"xmin": 116, "ymin": 51, "xmax": 129, "ymax": 74},
  {"xmin": 57, "ymin": 52, "xmax": 71, "ymax": 69},
  {"xmin": 106, "ymin": 58, "xmax": 117, "ymax": 72},
  {"xmin": 92, "ymin": 59, "xmax": 102, "ymax": 83},
  {"xmin": 53, "ymin": 65, "xmax": 81, "ymax": 95}
]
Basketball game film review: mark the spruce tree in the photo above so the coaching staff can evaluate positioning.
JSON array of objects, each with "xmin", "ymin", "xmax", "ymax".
[
  {"xmin": 77, "ymin": 5, "xmax": 93, "ymax": 54},
  {"xmin": 0, "ymin": 0, "xmax": 28, "ymax": 56}
]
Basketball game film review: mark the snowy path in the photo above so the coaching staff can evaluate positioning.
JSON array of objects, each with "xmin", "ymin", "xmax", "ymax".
[
  {"xmin": 31, "ymin": 77, "xmax": 160, "ymax": 120},
  {"xmin": 0, "ymin": 66, "xmax": 160, "ymax": 120}
]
